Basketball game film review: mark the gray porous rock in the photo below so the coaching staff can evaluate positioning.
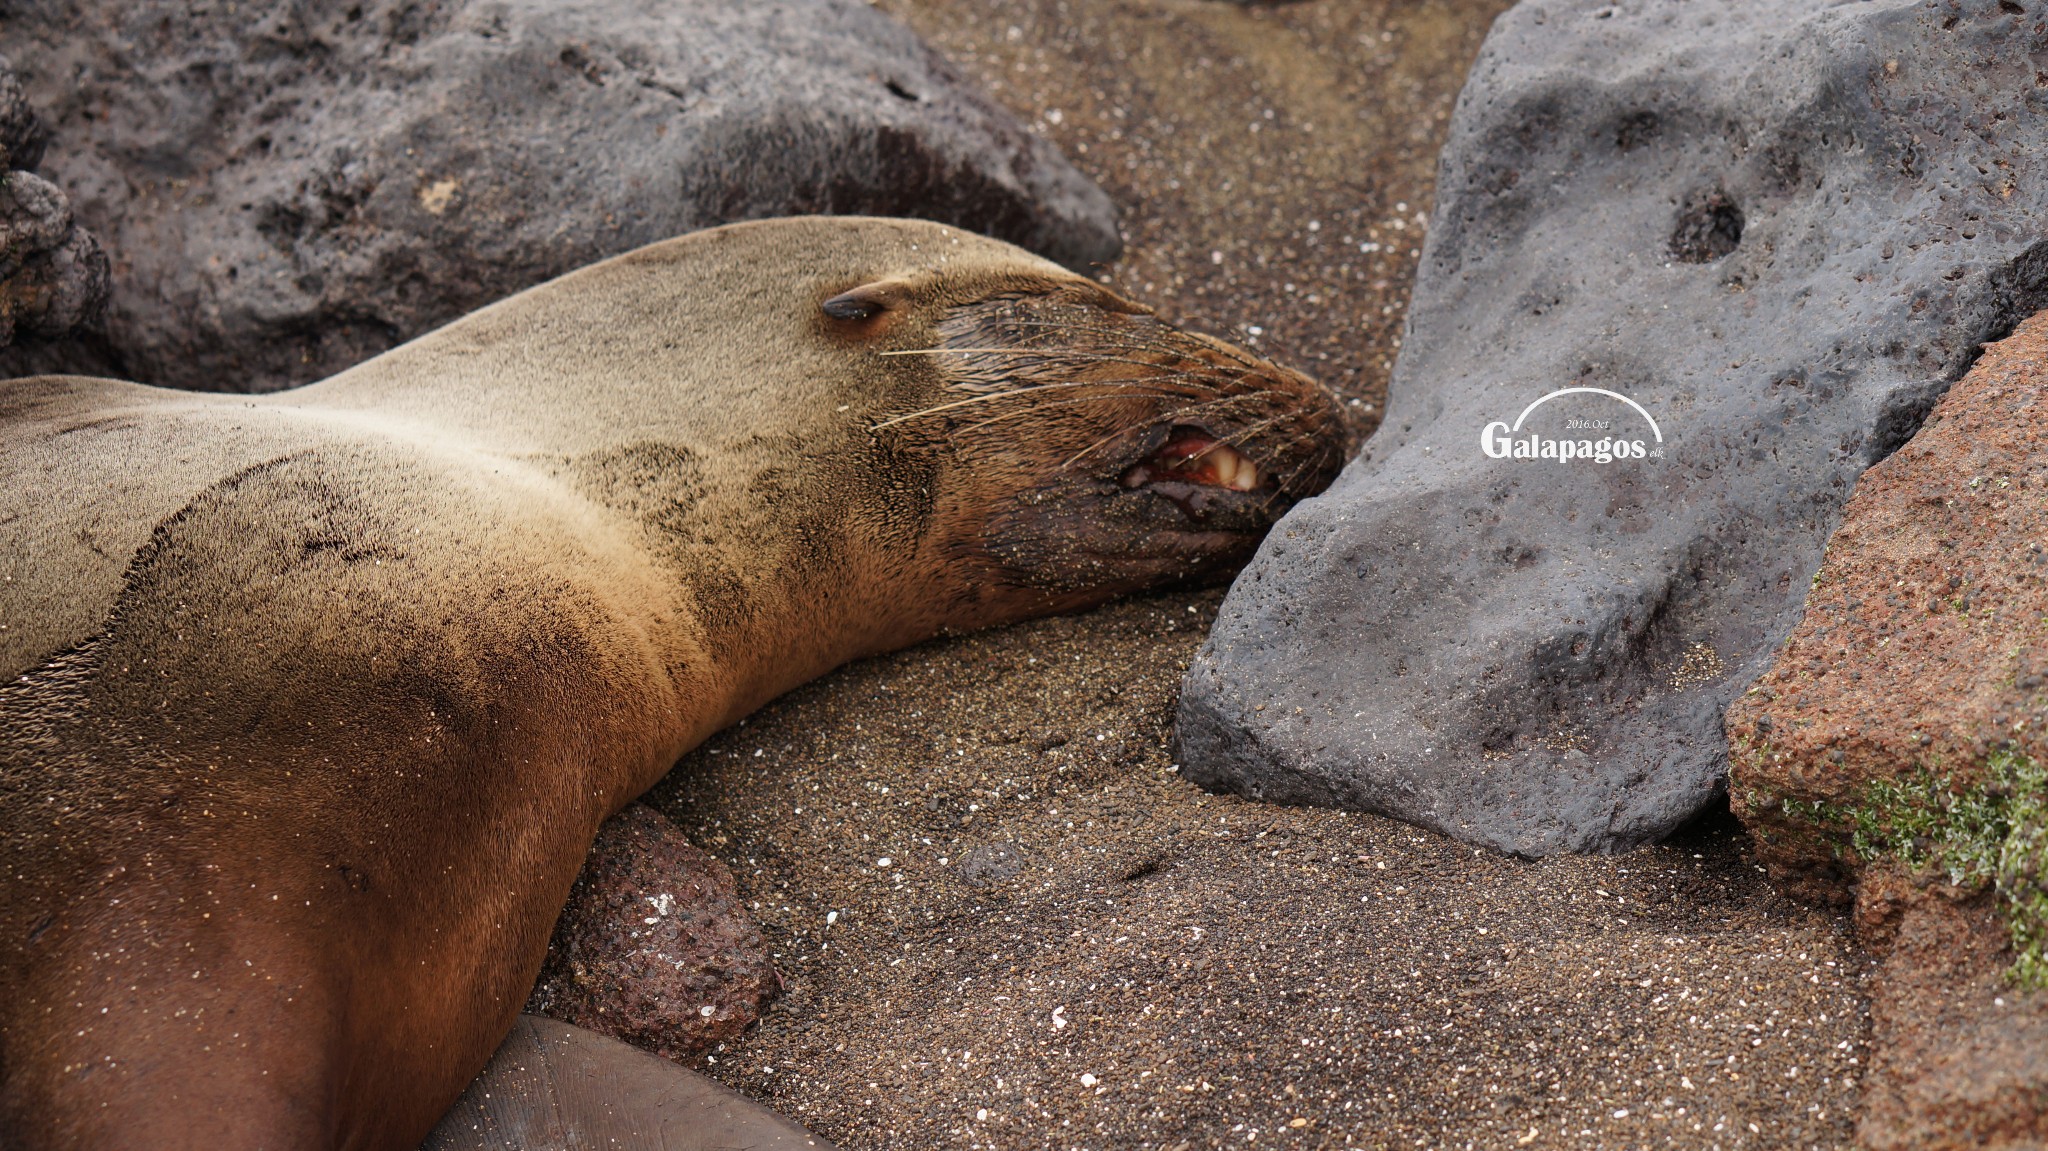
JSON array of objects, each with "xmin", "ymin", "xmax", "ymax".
[
  {"xmin": 0, "ymin": 56, "xmax": 108, "ymax": 347},
  {"xmin": 1177, "ymin": 0, "xmax": 2048, "ymax": 855},
  {"xmin": 0, "ymin": 0, "xmax": 1119, "ymax": 392}
]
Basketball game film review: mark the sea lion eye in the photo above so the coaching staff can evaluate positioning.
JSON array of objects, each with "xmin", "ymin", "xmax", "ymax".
[
  {"xmin": 821, "ymin": 292, "xmax": 884, "ymax": 321},
  {"xmin": 820, "ymin": 276, "xmax": 918, "ymax": 324}
]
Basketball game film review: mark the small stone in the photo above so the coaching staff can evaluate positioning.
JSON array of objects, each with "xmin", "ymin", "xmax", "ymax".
[{"xmin": 525, "ymin": 803, "xmax": 778, "ymax": 1062}]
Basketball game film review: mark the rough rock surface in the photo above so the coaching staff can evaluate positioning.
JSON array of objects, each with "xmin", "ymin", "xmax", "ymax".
[
  {"xmin": 1853, "ymin": 867, "xmax": 2048, "ymax": 1151},
  {"xmin": 1176, "ymin": 0, "xmax": 2048, "ymax": 855},
  {"xmin": 0, "ymin": 57, "xmax": 107, "ymax": 347},
  {"xmin": 527, "ymin": 803, "xmax": 779, "ymax": 1062},
  {"xmin": 0, "ymin": 0, "xmax": 1119, "ymax": 392},
  {"xmin": 1728, "ymin": 314, "xmax": 2048, "ymax": 895},
  {"xmin": 1727, "ymin": 312, "xmax": 2048, "ymax": 1148}
]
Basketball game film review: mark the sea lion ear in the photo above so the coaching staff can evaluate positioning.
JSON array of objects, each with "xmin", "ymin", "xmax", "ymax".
[{"xmin": 820, "ymin": 277, "xmax": 920, "ymax": 323}]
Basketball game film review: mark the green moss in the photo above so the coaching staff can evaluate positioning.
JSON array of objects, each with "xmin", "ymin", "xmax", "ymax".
[{"xmin": 1820, "ymin": 748, "xmax": 2048, "ymax": 986}]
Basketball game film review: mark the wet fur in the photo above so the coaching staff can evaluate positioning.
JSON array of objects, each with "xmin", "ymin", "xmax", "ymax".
[{"xmin": 0, "ymin": 218, "xmax": 1341, "ymax": 1149}]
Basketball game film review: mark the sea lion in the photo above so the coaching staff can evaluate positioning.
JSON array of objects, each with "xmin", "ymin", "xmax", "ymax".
[{"xmin": 0, "ymin": 216, "xmax": 1345, "ymax": 1149}]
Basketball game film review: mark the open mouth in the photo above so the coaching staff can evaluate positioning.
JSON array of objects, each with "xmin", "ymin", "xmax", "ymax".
[{"xmin": 1120, "ymin": 426, "xmax": 1262, "ymax": 493}]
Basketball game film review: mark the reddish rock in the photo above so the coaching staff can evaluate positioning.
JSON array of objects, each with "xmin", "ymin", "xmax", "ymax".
[
  {"xmin": 1728, "ymin": 310, "xmax": 2048, "ymax": 1147},
  {"xmin": 1729, "ymin": 312, "xmax": 2048, "ymax": 891},
  {"xmin": 1854, "ymin": 865, "xmax": 2048, "ymax": 1151},
  {"xmin": 526, "ymin": 803, "xmax": 779, "ymax": 1062}
]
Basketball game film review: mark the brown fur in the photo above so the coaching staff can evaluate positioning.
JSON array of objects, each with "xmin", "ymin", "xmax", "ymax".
[{"xmin": 0, "ymin": 217, "xmax": 1342, "ymax": 1149}]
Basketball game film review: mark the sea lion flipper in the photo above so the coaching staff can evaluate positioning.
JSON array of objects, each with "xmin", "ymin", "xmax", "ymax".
[{"xmin": 423, "ymin": 1015, "xmax": 834, "ymax": 1151}]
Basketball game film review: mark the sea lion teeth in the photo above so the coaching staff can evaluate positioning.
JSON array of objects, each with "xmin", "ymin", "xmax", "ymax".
[
  {"xmin": 1212, "ymin": 445, "xmax": 1260, "ymax": 491},
  {"xmin": 1127, "ymin": 432, "xmax": 1262, "ymax": 492}
]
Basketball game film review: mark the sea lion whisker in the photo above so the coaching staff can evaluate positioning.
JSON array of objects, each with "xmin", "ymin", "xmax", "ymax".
[
  {"xmin": 988, "ymin": 371, "xmax": 1223, "ymax": 402},
  {"xmin": 1264, "ymin": 416, "xmax": 1333, "ymax": 451},
  {"xmin": 936, "ymin": 322, "xmax": 1144, "ymax": 350},
  {"xmin": 1059, "ymin": 422, "xmax": 1159, "ymax": 471},
  {"xmin": 949, "ymin": 393, "xmax": 1193, "ymax": 439},
  {"xmin": 878, "ymin": 346, "xmax": 1085, "ymax": 357},
  {"xmin": 958, "ymin": 317, "xmax": 1157, "ymax": 337},
  {"xmin": 1064, "ymin": 368, "xmax": 1235, "ymax": 395},
  {"xmin": 1262, "ymin": 459, "xmax": 1316, "ymax": 511},
  {"xmin": 1264, "ymin": 429, "xmax": 1328, "ymax": 465},
  {"xmin": 1177, "ymin": 386, "xmax": 1287, "ymax": 409},
  {"xmin": 947, "ymin": 368, "xmax": 1232, "ymax": 401},
  {"xmin": 1035, "ymin": 337, "xmax": 1267, "ymax": 376},
  {"xmin": 933, "ymin": 322, "xmax": 1161, "ymax": 347},
  {"xmin": 1264, "ymin": 440, "xmax": 1339, "ymax": 509},
  {"xmin": 998, "ymin": 364, "xmax": 1230, "ymax": 392},
  {"xmin": 1299, "ymin": 441, "xmax": 1341, "ymax": 491},
  {"xmin": 961, "ymin": 319, "xmax": 1260, "ymax": 362},
  {"xmin": 1155, "ymin": 389, "xmax": 1291, "ymax": 426},
  {"xmin": 1200, "ymin": 407, "xmax": 1299, "ymax": 456},
  {"xmin": 972, "ymin": 317, "xmax": 1195, "ymax": 345},
  {"xmin": 871, "ymin": 380, "xmax": 1196, "ymax": 429},
  {"xmin": 1063, "ymin": 327, "xmax": 1269, "ymax": 374},
  {"xmin": 951, "ymin": 352, "xmax": 1244, "ymax": 391}
]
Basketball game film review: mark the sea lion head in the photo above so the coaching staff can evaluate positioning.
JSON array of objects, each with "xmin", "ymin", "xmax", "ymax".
[{"xmin": 804, "ymin": 221, "xmax": 1350, "ymax": 620}]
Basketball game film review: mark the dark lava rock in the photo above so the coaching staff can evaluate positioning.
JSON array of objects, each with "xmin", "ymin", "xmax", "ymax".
[
  {"xmin": 1177, "ymin": 0, "xmax": 2048, "ymax": 855},
  {"xmin": 1727, "ymin": 313, "xmax": 2048, "ymax": 1148},
  {"xmin": 0, "ymin": 0, "xmax": 1119, "ymax": 392},
  {"xmin": 0, "ymin": 57, "xmax": 106, "ymax": 347},
  {"xmin": 526, "ymin": 804, "xmax": 779, "ymax": 1063}
]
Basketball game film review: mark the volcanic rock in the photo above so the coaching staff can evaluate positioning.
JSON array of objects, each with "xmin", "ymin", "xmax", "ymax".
[
  {"xmin": 1177, "ymin": 0, "xmax": 2048, "ymax": 854},
  {"xmin": 1728, "ymin": 314, "xmax": 2048, "ymax": 898},
  {"xmin": 0, "ymin": 0, "xmax": 1119, "ymax": 392},
  {"xmin": 1852, "ymin": 866, "xmax": 2048, "ymax": 1151},
  {"xmin": 527, "ymin": 803, "xmax": 779, "ymax": 1062},
  {"xmin": 1727, "ymin": 312, "xmax": 2048, "ymax": 1148},
  {"xmin": 0, "ymin": 56, "xmax": 106, "ymax": 348}
]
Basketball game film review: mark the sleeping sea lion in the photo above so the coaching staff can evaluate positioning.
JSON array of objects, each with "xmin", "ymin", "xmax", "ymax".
[{"xmin": 0, "ymin": 216, "xmax": 1345, "ymax": 1149}]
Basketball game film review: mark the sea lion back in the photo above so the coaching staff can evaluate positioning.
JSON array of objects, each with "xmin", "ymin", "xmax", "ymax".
[{"xmin": 0, "ymin": 375, "xmax": 270, "ymax": 680}]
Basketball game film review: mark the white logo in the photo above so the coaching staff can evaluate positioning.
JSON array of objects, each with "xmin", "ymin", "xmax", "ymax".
[{"xmin": 1480, "ymin": 387, "xmax": 1665, "ymax": 462}]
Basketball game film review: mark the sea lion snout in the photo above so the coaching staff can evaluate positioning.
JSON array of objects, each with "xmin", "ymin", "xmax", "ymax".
[{"xmin": 857, "ymin": 265, "xmax": 1348, "ymax": 600}]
